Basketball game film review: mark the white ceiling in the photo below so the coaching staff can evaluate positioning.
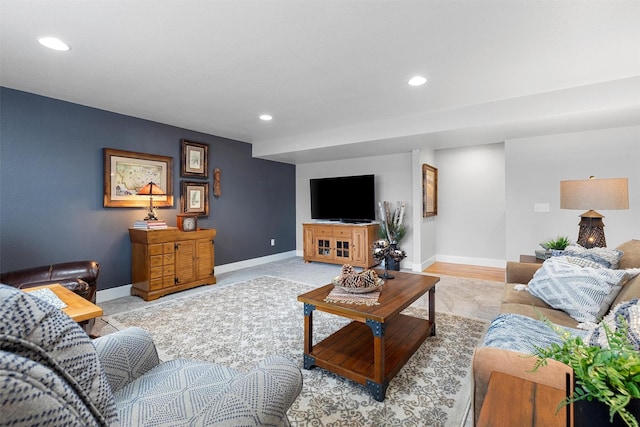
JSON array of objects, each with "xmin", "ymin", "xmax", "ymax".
[{"xmin": 2, "ymin": 1, "xmax": 639, "ymax": 164}]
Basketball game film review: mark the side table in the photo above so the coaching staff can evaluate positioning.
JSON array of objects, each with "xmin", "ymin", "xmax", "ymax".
[
  {"xmin": 478, "ymin": 371, "xmax": 570, "ymax": 427},
  {"xmin": 24, "ymin": 284, "xmax": 103, "ymax": 323},
  {"xmin": 520, "ymin": 254, "xmax": 544, "ymax": 264}
]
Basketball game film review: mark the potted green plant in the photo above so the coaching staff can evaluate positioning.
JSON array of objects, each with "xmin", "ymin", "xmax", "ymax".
[
  {"xmin": 540, "ymin": 235, "xmax": 572, "ymax": 251},
  {"xmin": 531, "ymin": 320, "xmax": 640, "ymax": 427}
]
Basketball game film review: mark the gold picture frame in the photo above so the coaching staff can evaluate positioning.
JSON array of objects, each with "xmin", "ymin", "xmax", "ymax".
[
  {"xmin": 422, "ymin": 164, "xmax": 438, "ymax": 217},
  {"xmin": 181, "ymin": 139, "xmax": 209, "ymax": 178},
  {"xmin": 103, "ymin": 148, "xmax": 173, "ymax": 208},
  {"xmin": 181, "ymin": 181, "xmax": 209, "ymax": 217}
]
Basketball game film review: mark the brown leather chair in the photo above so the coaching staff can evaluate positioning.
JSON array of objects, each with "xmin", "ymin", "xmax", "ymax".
[{"xmin": 0, "ymin": 260, "xmax": 100, "ymax": 332}]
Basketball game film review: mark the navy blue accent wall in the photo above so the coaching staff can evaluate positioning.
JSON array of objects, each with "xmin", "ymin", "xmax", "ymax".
[{"xmin": 0, "ymin": 87, "xmax": 296, "ymax": 290}]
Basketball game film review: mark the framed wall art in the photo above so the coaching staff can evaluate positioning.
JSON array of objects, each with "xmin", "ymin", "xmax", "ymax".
[
  {"xmin": 422, "ymin": 163, "xmax": 438, "ymax": 217},
  {"xmin": 103, "ymin": 148, "xmax": 173, "ymax": 208},
  {"xmin": 181, "ymin": 181, "xmax": 209, "ymax": 217},
  {"xmin": 181, "ymin": 139, "xmax": 209, "ymax": 178}
]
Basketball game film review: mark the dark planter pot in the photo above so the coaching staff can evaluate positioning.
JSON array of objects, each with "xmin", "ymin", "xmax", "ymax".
[
  {"xmin": 385, "ymin": 243, "xmax": 401, "ymax": 271},
  {"xmin": 574, "ymin": 398, "xmax": 640, "ymax": 427},
  {"xmin": 385, "ymin": 256, "xmax": 401, "ymax": 271}
]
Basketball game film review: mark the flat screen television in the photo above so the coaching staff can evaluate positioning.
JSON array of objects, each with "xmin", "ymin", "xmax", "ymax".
[{"xmin": 310, "ymin": 174, "xmax": 376, "ymax": 223}]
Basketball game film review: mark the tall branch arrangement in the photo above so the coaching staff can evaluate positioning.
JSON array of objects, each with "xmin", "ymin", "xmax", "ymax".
[{"xmin": 378, "ymin": 201, "xmax": 407, "ymax": 244}]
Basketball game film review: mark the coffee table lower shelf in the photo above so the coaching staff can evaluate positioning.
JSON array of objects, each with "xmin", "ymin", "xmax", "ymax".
[{"xmin": 304, "ymin": 313, "xmax": 434, "ymax": 401}]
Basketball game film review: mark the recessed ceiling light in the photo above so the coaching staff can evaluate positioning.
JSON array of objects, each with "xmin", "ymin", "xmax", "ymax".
[
  {"xmin": 408, "ymin": 76, "xmax": 427, "ymax": 86},
  {"xmin": 38, "ymin": 37, "xmax": 70, "ymax": 51},
  {"xmin": 259, "ymin": 114, "xmax": 273, "ymax": 121}
]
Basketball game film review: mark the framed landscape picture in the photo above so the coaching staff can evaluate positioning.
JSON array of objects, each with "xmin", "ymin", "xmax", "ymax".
[
  {"xmin": 181, "ymin": 139, "xmax": 209, "ymax": 178},
  {"xmin": 422, "ymin": 163, "xmax": 438, "ymax": 217},
  {"xmin": 103, "ymin": 148, "xmax": 173, "ymax": 208},
  {"xmin": 181, "ymin": 181, "xmax": 209, "ymax": 217}
]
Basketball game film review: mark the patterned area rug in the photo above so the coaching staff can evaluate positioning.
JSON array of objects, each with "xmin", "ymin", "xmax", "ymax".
[{"xmin": 104, "ymin": 276, "xmax": 488, "ymax": 427}]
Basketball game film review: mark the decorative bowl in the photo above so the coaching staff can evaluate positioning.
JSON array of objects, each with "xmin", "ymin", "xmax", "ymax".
[{"xmin": 331, "ymin": 277, "xmax": 384, "ymax": 294}]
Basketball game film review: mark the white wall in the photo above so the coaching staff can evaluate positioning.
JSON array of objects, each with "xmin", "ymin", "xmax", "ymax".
[
  {"xmin": 296, "ymin": 152, "xmax": 415, "ymax": 268},
  {"xmin": 295, "ymin": 125, "xmax": 640, "ymax": 271},
  {"xmin": 505, "ymin": 125, "xmax": 640, "ymax": 261},
  {"xmin": 434, "ymin": 143, "xmax": 506, "ymax": 267}
]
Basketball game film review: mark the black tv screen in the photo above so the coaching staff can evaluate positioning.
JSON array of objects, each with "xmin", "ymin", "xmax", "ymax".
[{"xmin": 310, "ymin": 174, "xmax": 376, "ymax": 223}]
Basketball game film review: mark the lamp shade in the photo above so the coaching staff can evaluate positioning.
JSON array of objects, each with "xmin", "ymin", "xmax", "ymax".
[
  {"xmin": 560, "ymin": 178, "xmax": 628, "ymax": 211},
  {"xmin": 137, "ymin": 182, "xmax": 165, "ymax": 196}
]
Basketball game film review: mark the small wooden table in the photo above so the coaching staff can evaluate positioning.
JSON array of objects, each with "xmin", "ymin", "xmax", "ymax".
[
  {"xmin": 478, "ymin": 371, "xmax": 569, "ymax": 427},
  {"xmin": 297, "ymin": 270, "xmax": 438, "ymax": 401},
  {"xmin": 24, "ymin": 284, "xmax": 103, "ymax": 323},
  {"xmin": 520, "ymin": 254, "xmax": 544, "ymax": 264}
]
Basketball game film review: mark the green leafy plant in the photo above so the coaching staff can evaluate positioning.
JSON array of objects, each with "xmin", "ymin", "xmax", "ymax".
[
  {"xmin": 531, "ymin": 319, "xmax": 640, "ymax": 427},
  {"xmin": 540, "ymin": 236, "xmax": 572, "ymax": 251}
]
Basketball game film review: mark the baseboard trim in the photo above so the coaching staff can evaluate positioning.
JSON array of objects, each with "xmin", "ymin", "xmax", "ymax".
[
  {"xmin": 214, "ymin": 250, "xmax": 297, "ymax": 274},
  {"xmin": 436, "ymin": 255, "xmax": 506, "ymax": 269},
  {"xmin": 96, "ymin": 251, "xmax": 298, "ymax": 303}
]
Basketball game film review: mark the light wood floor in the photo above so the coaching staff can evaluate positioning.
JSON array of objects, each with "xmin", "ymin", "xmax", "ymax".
[{"xmin": 424, "ymin": 262, "xmax": 505, "ymax": 282}]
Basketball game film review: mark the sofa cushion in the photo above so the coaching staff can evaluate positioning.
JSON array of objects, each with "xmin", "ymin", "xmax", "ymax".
[
  {"xmin": 0, "ymin": 284, "xmax": 118, "ymax": 426},
  {"xmin": 527, "ymin": 257, "xmax": 629, "ymax": 323},
  {"xmin": 584, "ymin": 299, "xmax": 640, "ymax": 351},
  {"xmin": 502, "ymin": 284, "xmax": 552, "ymax": 309},
  {"xmin": 613, "ymin": 274, "xmax": 640, "ymax": 308},
  {"xmin": 500, "ymin": 302, "xmax": 580, "ymax": 328},
  {"xmin": 617, "ymin": 239, "xmax": 640, "ymax": 270},
  {"xmin": 114, "ymin": 355, "xmax": 301, "ymax": 426},
  {"xmin": 562, "ymin": 244, "xmax": 624, "ymax": 269}
]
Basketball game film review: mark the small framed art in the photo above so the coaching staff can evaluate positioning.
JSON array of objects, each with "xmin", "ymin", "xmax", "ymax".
[
  {"xmin": 422, "ymin": 163, "xmax": 438, "ymax": 217},
  {"xmin": 181, "ymin": 139, "xmax": 209, "ymax": 178},
  {"xmin": 181, "ymin": 181, "xmax": 209, "ymax": 217}
]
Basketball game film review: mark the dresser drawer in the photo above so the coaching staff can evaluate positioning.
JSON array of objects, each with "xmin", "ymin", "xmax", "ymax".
[
  {"xmin": 149, "ymin": 244, "xmax": 163, "ymax": 256},
  {"xmin": 314, "ymin": 226, "xmax": 333, "ymax": 237},
  {"xmin": 333, "ymin": 227, "xmax": 351, "ymax": 238},
  {"xmin": 150, "ymin": 255, "xmax": 164, "ymax": 268}
]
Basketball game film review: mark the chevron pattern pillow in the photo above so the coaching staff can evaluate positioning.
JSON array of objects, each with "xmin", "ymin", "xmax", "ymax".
[{"xmin": 528, "ymin": 257, "xmax": 629, "ymax": 323}]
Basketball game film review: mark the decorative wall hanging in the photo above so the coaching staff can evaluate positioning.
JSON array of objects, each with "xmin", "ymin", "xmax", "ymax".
[
  {"xmin": 213, "ymin": 168, "xmax": 221, "ymax": 198},
  {"xmin": 103, "ymin": 148, "xmax": 173, "ymax": 208},
  {"xmin": 180, "ymin": 139, "xmax": 209, "ymax": 178},
  {"xmin": 422, "ymin": 164, "xmax": 438, "ymax": 217},
  {"xmin": 181, "ymin": 181, "xmax": 209, "ymax": 217}
]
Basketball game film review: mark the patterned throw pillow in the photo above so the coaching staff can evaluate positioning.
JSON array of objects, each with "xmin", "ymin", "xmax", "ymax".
[
  {"xmin": 528, "ymin": 257, "xmax": 629, "ymax": 323},
  {"xmin": 562, "ymin": 244, "xmax": 624, "ymax": 269},
  {"xmin": 584, "ymin": 299, "xmax": 640, "ymax": 351}
]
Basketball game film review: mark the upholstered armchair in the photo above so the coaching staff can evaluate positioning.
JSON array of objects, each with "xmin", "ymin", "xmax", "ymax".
[{"xmin": 0, "ymin": 285, "xmax": 303, "ymax": 426}]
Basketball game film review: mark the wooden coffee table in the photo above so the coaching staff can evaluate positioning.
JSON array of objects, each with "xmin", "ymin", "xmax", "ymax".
[{"xmin": 297, "ymin": 270, "xmax": 438, "ymax": 401}]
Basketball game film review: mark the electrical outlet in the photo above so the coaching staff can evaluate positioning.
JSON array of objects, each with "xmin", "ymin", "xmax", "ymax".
[
  {"xmin": 534, "ymin": 203, "xmax": 550, "ymax": 212},
  {"xmin": 270, "ymin": 238, "xmax": 275, "ymax": 246}
]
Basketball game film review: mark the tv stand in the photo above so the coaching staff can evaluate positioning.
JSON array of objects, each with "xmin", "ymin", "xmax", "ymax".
[
  {"xmin": 303, "ymin": 222, "xmax": 379, "ymax": 268},
  {"xmin": 340, "ymin": 219, "xmax": 372, "ymax": 224}
]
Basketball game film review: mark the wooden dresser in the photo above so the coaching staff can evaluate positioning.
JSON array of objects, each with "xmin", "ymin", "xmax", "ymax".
[{"xmin": 129, "ymin": 227, "xmax": 216, "ymax": 301}]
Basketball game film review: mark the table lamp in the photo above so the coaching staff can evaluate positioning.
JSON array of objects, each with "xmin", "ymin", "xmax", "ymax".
[
  {"xmin": 137, "ymin": 182, "xmax": 165, "ymax": 220},
  {"xmin": 560, "ymin": 177, "xmax": 628, "ymax": 248}
]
